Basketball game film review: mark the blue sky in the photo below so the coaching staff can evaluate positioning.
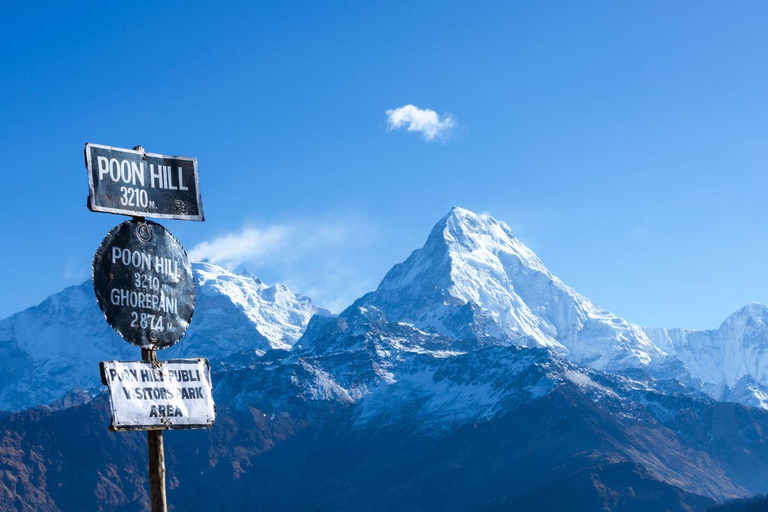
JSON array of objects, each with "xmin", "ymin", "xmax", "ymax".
[{"xmin": 0, "ymin": 1, "xmax": 766, "ymax": 329}]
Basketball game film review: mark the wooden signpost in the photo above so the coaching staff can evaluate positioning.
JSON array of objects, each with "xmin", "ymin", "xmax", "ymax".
[{"xmin": 86, "ymin": 144, "xmax": 212, "ymax": 512}]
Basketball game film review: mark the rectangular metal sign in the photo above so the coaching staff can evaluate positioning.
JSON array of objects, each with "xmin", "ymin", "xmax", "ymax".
[
  {"xmin": 100, "ymin": 359, "xmax": 215, "ymax": 431},
  {"xmin": 85, "ymin": 143, "xmax": 204, "ymax": 221}
]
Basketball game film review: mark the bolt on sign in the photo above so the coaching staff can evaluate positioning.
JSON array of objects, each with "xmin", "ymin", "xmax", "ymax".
[
  {"xmin": 100, "ymin": 359, "xmax": 215, "ymax": 430},
  {"xmin": 92, "ymin": 219, "xmax": 195, "ymax": 350},
  {"xmin": 85, "ymin": 143, "xmax": 204, "ymax": 221}
]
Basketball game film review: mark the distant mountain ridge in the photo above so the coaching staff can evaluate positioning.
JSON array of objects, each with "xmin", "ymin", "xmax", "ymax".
[
  {"xmin": 644, "ymin": 304, "xmax": 768, "ymax": 407},
  {"xmin": 2, "ymin": 208, "xmax": 768, "ymax": 411},
  {"xmin": 0, "ymin": 261, "xmax": 325, "ymax": 411}
]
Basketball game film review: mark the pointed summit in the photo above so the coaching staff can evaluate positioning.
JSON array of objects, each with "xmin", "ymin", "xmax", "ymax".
[
  {"xmin": 425, "ymin": 206, "xmax": 518, "ymax": 251},
  {"xmin": 353, "ymin": 207, "xmax": 662, "ymax": 370},
  {"xmin": 720, "ymin": 303, "xmax": 768, "ymax": 333}
]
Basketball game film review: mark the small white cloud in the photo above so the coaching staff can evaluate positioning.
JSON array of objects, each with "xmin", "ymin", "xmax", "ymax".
[{"xmin": 385, "ymin": 104, "xmax": 456, "ymax": 141}]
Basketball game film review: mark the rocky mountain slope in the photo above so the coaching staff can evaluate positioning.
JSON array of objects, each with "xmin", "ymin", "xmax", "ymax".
[{"xmin": 4, "ymin": 306, "xmax": 768, "ymax": 511}]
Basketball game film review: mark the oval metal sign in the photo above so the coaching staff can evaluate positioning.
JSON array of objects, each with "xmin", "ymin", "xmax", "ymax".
[{"xmin": 93, "ymin": 219, "xmax": 195, "ymax": 350}]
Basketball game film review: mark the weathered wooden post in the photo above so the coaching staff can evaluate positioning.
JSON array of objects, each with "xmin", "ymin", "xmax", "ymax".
[{"xmin": 143, "ymin": 348, "xmax": 167, "ymax": 512}]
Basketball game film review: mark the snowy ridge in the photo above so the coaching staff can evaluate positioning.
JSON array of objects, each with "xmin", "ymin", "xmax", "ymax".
[
  {"xmin": 349, "ymin": 343, "xmax": 570, "ymax": 432},
  {"xmin": 214, "ymin": 303, "xmax": 569, "ymax": 428},
  {"xmin": 644, "ymin": 303, "xmax": 768, "ymax": 402},
  {"xmin": 0, "ymin": 262, "xmax": 323, "ymax": 411},
  {"xmin": 193, "ymin": 261, "xmax": 327, "ymax": 351}
]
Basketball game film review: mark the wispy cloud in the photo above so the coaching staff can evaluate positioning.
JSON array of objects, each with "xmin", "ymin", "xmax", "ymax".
[
  {"xmin": 189, "ymin": 212, "xmax": 380, "ymax": 313},
  {"xmin": 385, "ymin": 104, "xmax": 456, "ymax": 141},
  {"xmin": 63, "ymin": 257, "xmax": 87, "ymax": 282}
]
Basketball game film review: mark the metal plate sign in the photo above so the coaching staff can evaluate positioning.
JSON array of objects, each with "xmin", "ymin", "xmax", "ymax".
[
  {"xmin": 100, "ymin": 359, "xmax": 215, "ymax": 431},
  {"xmin": 93, "ymin": 219, "xmax": 195, "ymax": 350},
  {"xmin": 85, "ymin": 143, "xmax": 204, "ymax": 221}
]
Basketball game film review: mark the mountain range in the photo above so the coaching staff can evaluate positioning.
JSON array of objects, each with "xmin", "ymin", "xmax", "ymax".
[
  {"xmin": 0, "ymin": 261, "xmax": 325, "ymax": 411},
  {"xmin": 2, "ymin": 207, "xmax": 768, "ymax": 511}
]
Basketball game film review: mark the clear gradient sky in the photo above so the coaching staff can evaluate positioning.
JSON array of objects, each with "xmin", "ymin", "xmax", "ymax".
[{"xmin": 0, "ymin": 1, "xmax": 766, "ymax": 329}]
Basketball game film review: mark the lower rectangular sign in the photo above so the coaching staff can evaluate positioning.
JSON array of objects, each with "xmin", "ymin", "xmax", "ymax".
[{"xmin": 100, "ymin": 359, "xmax": 215, "ymax": 431}]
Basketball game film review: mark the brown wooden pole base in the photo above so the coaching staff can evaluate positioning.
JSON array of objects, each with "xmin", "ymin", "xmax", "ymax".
[{"xmin": 142, "ymin": 348, "xmax": 168, "ymax": 512}]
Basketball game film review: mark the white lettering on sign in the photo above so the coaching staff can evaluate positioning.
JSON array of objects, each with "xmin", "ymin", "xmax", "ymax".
[
  {"xmin": 109, "ymin": 247, "xmax": 180, "ymax": 277},
  {"xmin": 101, "ymin": 359, "xmax": 215, "ymax": 430},
  {"xmin": 103, "ymin": 244, "xmax": 184, "ymax": 334},
  {"xmin": 93, "ymin": 156, "xmax": 190, "ymax": 191},
  {"xmin": 96, "ymin": 156, "xmax": 148, "ymax": 186}
]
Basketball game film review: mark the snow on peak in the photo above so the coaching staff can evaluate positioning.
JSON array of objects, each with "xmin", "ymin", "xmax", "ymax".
[
  {"xmin": 190, "ymin": 261, "xmax": 326, "ymax": 351},
  {"xmin": 644, "ymin": 302, "xmax": 768, "ymax": 401},
  {"xmin": 354, "ymin": 207, "xmax": 663, "ymax": 370},
  {"xmin": 720, "ymin": 303, "xmax": 768, "ymax": 335}
]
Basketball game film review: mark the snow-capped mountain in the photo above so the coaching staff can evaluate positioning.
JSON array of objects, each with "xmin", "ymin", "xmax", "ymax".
[
  {"xmin": 3, "ymin": 207, "xmax": 767, "ymax": 414},
  {"xmin": 644, "ymin": 304, "xmax": 768, "ymax": 406},
  {"xmin": 0, "ymin": 261, "xmax": 324, "ymax": 411},
  {"xmin": 186, "ymin": 261, "xmax": 328, "ymax": 354},
  {"xmin": 5, "ymin": 207, "xmax": 768, "ymax": 511},
  {"xmin": 354, "ymin": 207, "xmax": 663, "ymax": 370},
  {"xmin": 353, "ymin": 207, "xmax": 768, "ymax": 409}
]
